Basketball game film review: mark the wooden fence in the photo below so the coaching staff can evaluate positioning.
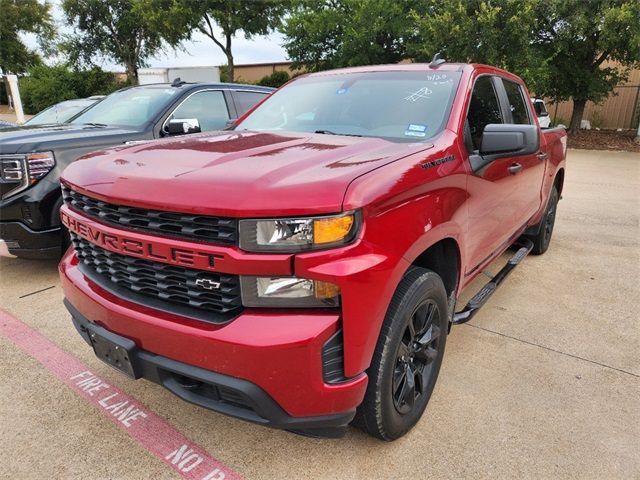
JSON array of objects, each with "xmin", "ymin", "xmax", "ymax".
[{"xmin": 546, "ymin": 67, "xmax": 640, "ymax": 129}]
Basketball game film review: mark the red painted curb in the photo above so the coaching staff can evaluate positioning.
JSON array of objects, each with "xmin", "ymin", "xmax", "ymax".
[{"xmin": 0, "ymin": 309, "xmax": 241, "ymax": 480}]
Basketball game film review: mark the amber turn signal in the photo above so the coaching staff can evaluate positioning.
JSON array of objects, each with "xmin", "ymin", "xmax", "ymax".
[{"xmin": 313, "ymin": 215, "xmax": 354, "ymax": 245}]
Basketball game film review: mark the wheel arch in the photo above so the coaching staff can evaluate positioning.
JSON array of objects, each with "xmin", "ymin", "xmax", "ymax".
[{"xmin": 407, "ymin": 237, "xmax": 461, "ymax": 299}]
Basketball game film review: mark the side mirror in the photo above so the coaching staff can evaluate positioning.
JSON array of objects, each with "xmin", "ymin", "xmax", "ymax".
[
  {"xmin": 166, "ymin": 118, "xmax": 201, "ymax": 136},
  {"xmin": 469, "ymin": 124, "xmax": 539, "ymax": 172},
  {"xmin": 480, "ymin": 123, "xmax": 539, "ymax": 156}
]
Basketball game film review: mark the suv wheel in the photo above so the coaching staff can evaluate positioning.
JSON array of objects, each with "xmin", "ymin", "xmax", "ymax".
[{"xmin": 353, "ymin": 267, "xmax": 448, "ymax": 440}]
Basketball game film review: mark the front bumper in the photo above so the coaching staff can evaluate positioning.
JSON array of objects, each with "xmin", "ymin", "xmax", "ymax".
[
  {"xmin": 66, "ymin": 299, "xmax": 356, "ymax": 437},
  {"xmin": 60, "ymin": 250, "xmax": 368, "ymax": 431},
  {"xmin": 0, "ymin": 221, "xmax": 61, "ymax": 258}
]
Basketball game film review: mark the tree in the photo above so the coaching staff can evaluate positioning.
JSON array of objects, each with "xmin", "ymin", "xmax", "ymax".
[
  {"xmin": 141, "ymin": 0, "xmax": 288, "ymax": 82},
  {"xmin": 19, "ymin": 64, "xmax": 123, "ymax": 114},
  {"xmin": 257, "ymin": 70, "xmax": 290, "ymax": 88},
  {"xmin": 533, "ymin": 0, "xmax": 640, "ymax": 133},
  {"xmin": 409, "ymin": 1, "xmax": 548, "ymax": 93},
  {"xmin": 61, "ymin": 0, "xmax": 179, "ymax": 84},
  {"xmin": 0, "ymin": 0, "xmax": 55, "ymax": 74},
  {"xmin": 283, "ymin": 0, "xmax": 415, "ymax": 72}
]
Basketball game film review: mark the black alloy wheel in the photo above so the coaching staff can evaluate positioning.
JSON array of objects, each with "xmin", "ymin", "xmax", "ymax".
[{"xmin": 392, "ymin": 300, "xmax": 442, "ymax": 414}]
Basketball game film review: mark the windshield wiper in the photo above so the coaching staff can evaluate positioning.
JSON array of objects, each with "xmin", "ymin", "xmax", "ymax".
[
  {"xmin": 314, "ymin": 129, "xmax": 363, "ymax": 137},
  {"xmin": 82, "ymin": 122, "xmax": 107, "ymax": 127}
]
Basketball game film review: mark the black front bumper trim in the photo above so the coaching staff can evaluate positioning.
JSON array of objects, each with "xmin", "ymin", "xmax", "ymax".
[
  {"xmin": 64, "ymin": 299, "xmax": 355, "ymax": 438},
  {"xmin": 0, "ymin": 221, "xmax": 61, "ymax": 258}
]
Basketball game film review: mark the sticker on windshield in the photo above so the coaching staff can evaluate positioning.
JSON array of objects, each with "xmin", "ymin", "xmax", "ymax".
[
  {"xmin": 404, "ymin": 87, "xmax": 432, "ymax": 102},
  {"xmin": 404, "ymin": 130, "xmax": 426, "ymax": 137},
  {"xmin": 336, "ymin": 88, "xmax": 348, "ymax": 95},
  {"xmin": 407, "ymin": 124, "xmax": 427, "ymax": 132}
]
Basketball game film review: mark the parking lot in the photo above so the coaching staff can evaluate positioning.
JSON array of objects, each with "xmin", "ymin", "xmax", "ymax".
[{"xmin": 0, "ymin": 149, "xmax": 638, "ymax": 479}]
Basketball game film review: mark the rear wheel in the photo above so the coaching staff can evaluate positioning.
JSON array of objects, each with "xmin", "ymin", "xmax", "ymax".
[
  {"xmin": 527, "ymin": 186, "xmax": 559, "ymax": 255},
  {"xmin": 353, "ymin": 267, "xmax": 448, "ymax": 440}
]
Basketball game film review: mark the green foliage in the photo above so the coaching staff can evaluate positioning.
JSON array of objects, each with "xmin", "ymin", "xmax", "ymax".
[
  {"xmin": 257, "ymin": 70, "xmax": 290, "ymax": 88},
  {"xmin": 218, "ymin": 64, "xmax": 231, "ymax": 83},
  {"xmin": 0, "ymin": 0, "xmax": 55, "ymax": 74},
  {"xmin": 139, "ymin": 0, "xmax": 290, "ymax": 81},
  {"xmin": 409, "ymin": 0, "xmax": 548, "ymax": 93},
  {"xmin": 19, "ymin": 64, "xmax": 124, "ymax": 114},
  {"xmin": 61, "ymin": 0, "xmax": 180, "ymax": 84},
  {"xmin": 536, "ymin": 0, "xmax": 640, "ymax": 103},
  {"xmin": 281, "ymin": 0, "xmax": 640, "ymax": 133},
  {"xmin": 283, "ymin": 0, "xmax": 414, "ymax": 72},
  {"xmin": 590, "ymin": 110, "xmax": 604, "ymax": 129}
]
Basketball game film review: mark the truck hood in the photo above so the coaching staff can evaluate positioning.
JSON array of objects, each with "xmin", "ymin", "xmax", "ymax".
[
  {"xmin": 0, "ymin": 123, "xmax": 141, "ymax": 155},
  {"xmin": 62, "ymin": 130, "xmax": 433, "ymax": 217}
]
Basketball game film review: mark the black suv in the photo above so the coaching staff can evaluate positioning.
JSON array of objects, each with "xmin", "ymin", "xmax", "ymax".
[{"xmin": 0, "ymin": 82, "xmax": 273, "ymax": 258}]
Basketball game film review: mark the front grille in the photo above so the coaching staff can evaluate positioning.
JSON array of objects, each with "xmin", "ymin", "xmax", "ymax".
[
  {"xmin": 62, "ymin": 186, "xmax": 237, "ymax": 245},
  {"xmin": 72, "ymin": 234, "xmax": 242, "ymax": 323}
]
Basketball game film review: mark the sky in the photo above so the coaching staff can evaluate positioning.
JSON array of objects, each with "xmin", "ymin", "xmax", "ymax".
[{"xmin": 22, "ymin": 0, "xmax": 290, "ymax": 72}]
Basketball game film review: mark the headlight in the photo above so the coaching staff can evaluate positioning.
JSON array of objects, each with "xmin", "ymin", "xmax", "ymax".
[
  {"xmin": 241, "ymin": 276, "xmax": 340, "ymax": 308},
  {"xmin": 0, "ymin": 152, "xmax": 55, "ymax": 200},
  {"xmin": 239, "ymin": 211, "xmax": 359, "ymax": 252}
]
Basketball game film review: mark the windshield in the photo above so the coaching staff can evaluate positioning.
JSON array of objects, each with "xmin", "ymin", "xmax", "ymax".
[
  {"xmin": 25, "ymin": 100, "xmax": 96, "ymax": 125},
  {"xmin": 71, "ymin": 87, "xmax": 179, "ymax": 127},
  {"xmin": 237, "ymin": 70, "xmax": 461, "ymax": 141}
]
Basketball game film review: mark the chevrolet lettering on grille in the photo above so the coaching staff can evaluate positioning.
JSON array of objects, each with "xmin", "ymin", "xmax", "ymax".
[{"xmin": 60, "ymin": 208, "xmax": 222, "ymax": 271}]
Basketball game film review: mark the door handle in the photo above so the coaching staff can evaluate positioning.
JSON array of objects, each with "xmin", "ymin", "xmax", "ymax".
[
  {"xmin": 508, "ymin": 163, "xmax": 523, "ymax": 174},
  {"xmin": 536, "ymin": 152, "xmax": 548, "ymax": 161}
]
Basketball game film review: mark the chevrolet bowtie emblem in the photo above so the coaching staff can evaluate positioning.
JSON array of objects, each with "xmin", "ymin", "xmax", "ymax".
[{"xmin": 195, "ymin": 278, "xmax": 221, "ymax": 290}]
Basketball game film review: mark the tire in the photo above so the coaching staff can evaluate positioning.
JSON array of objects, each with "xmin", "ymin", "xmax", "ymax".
[
  {"xmin": 527, "ymin": 186, "xmax": 559, "ymax": 255},
  {"xmin": 353, "ymin": 267, "xmax": 448, "ymax": 440}
]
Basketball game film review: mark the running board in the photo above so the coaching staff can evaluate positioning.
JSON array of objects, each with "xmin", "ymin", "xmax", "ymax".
[{"xmin": 452, "ymin": 238, "xmax": 534, "ymax": 325}]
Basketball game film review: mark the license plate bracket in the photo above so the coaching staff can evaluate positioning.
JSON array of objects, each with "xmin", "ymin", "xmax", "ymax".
[{"xmin": 87, "ymin": 324, "xmax": 140, "ymax": 379}]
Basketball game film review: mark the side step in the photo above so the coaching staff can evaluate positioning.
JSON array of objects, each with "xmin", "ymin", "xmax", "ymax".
[{"xmin": 452, "ymin": 238, "xmax": 534, "ymax": 325}]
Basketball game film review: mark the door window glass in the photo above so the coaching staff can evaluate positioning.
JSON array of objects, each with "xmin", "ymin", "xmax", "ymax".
[
  {"xmin": 467, "ymin": 76, "xmax": 503, "ymax": 150},
  {"xmin": 503, "ymin": 80, "xmax": 531, "ymax": 124},
  {"xmin": 169, "ymin": 90, "xmax": 230, "ymax": 132}
]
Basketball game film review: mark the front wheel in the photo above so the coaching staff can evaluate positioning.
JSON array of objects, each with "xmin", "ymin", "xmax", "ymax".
[{"xmin": 353, "ymin": 267, "xmax": 448, "ymax": 440}]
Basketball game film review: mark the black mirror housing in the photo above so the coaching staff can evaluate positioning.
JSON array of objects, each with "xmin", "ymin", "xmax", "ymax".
[
  {"xmin": 167, "ymin": 118, "xmax": 201, "ymax": 136},
  {"xmin": 480, "ymin": 124, "xmax": 539, "ymax": 157}
]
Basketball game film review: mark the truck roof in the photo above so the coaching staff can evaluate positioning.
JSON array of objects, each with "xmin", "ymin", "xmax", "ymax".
[{"xmin": 307, "ymin": 62, "xmax": 522, "ymax": 82}]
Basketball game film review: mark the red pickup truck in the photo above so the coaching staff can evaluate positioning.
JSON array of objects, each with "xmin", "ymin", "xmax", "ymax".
[{"xmin": 59, "ymin": 61, "xmax": 567, "ymax": 440}]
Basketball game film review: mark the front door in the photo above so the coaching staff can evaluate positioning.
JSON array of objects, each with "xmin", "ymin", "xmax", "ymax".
[{"xmin": 464, "ymin": 75, "xmax": 523, "ymax": 274}]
